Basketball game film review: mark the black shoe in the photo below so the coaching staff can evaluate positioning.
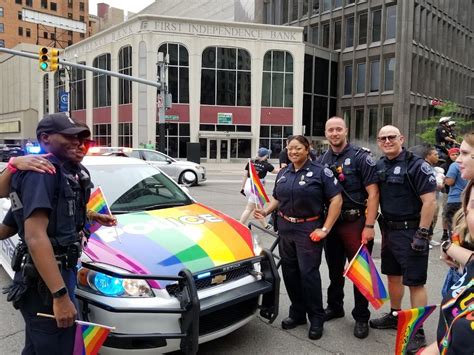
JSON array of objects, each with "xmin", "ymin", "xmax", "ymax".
[
  {"xmin": 308, "ymin": 325, "xmax": 323, "ymax": 340},
  {"xmin": 281, "ymin": 317, "xmax": 307, "ymax": 330},
  {"xmin": 323, "ymin": 307, "xmax": 345, "ymax": 322},
  {"xmin": 369, "ymin": 312, "xmax": 398, "ymax": 329},
  {"xmin": 353, "ymin": 321, "xmax": 369, "ymax": 339},
  {"xmin": 406, "ymin": 331, "xmax": 426, "ymax": 354}
]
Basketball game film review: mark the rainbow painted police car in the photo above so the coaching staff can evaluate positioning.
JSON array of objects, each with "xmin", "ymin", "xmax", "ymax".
[{"xmin": 0, "ymin": 156, "xmax": 279, "ymax": 354}]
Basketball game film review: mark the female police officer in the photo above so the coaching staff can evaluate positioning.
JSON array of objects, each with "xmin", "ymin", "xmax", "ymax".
[{"xmin": 255, "ymin": 135, "xmax": 342, "ymax": 340}]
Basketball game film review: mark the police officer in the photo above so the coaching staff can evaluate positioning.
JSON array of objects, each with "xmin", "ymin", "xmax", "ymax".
[
  {"xmin": 6, "ymin": 113, "xmax": 105, "ymax": 354},
  {"xmin": 370, "ymin": 125, "xmax": 436, "ymax": 354},
  {"xmin": 255, "ymin": 135, "xmax": 342, "ymax": 340},
  {"xmin": 318, "ymin": 117, "xmax": 379, "ymax": 339},
  {"xmin": 435, "ymin": 117, "xmax": 457, "ymax": 149}
]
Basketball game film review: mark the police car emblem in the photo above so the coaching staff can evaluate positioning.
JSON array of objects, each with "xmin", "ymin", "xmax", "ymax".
[
  {"xmin": 344, "ymin": 158, "xmax": 351, "ymax": 166},
  {"xmin": 366, "ymin": 155, "xmax": 376, "ymax": 166},
  {"xmin": 421, "ymin": 162, "xmax": 433, "ymax": 175},
  {"xmin": 394, "ymin": 166, "xmax": 401, "ymax": 175},
  {"xmin": 324, "ymin": 168, "xmax": 334, "ymax": 177}
]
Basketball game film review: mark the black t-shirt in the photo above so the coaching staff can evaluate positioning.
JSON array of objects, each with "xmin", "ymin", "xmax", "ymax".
[
  {"xmin": 245, "ymin": 159, "xmax": 275, "ymax": 180},
  {"xmin": 436, "ymin": 259, "xmax": 474, "ymax": 355},
  {"xmin": 279, "ymin": 148, "xmax": 290, "ymax": 167}
]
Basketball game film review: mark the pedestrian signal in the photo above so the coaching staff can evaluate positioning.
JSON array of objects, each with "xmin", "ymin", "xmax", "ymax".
[{"xmin": 38, "ymin": 47, "xmax": 60, "ymax": 72}]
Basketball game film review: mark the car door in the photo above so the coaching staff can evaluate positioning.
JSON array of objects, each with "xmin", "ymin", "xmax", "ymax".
[{"xmin": 141, "ymin": 150, "xmax": 179, "ymax": 181}]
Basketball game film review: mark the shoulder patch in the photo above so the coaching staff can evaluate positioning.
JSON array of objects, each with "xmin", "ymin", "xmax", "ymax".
[
  {"xmin": 420, "ymin": 162, "xmax": 434, "ymax": 175},
  {"xmin": 324, "ymin": 167, "xmax": 334, "ymax": 178},
  {"xmin": 361, "ymin": 146, "xmax": 371, "ymax": 153},
  {"xmin": 365, "ymin": 155, "xmax": 376, "ymax": 167}
]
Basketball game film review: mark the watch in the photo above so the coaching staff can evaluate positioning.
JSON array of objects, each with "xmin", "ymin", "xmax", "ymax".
[
  {"xmin": 365, "ymin": 224, "xmax": 375, "ymax": 229},
  {"xmin": 52, "ymin": 286, "xmax": 68, "ymax": 299},
  {"xmin": 6, "ymin": 157, "xmax": 18, "ymax": 174},
  {"xmin": 441, "ymin": 240, "xmax": 452, "ymax": 254}
]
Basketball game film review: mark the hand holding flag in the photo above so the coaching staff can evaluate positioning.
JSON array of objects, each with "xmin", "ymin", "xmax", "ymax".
[{"xmin": 85, "ymin": 186, "xmax": 115, "ymax": 234}]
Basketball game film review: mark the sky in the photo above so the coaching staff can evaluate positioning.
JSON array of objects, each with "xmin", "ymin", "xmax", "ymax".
[{"xmin": 88, "ymin": 0, "xmax": 156, "ymax": 16}]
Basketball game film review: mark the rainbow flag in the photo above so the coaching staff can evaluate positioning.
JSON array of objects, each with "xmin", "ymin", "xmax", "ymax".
[
  {"xmin": 86, "ymin": 187, "xmax": 111, "ymax": 234},
  {"xmin": 248, "ymin": 160, "xmax": 270, "ymax": 207},
  {"xmin": 344, "ymin": 245, "xmax": 389, "ymax": 310},
  {"xmin": 395, "ymin": 305, "xmax": 437, "ymax": 355},
  {"xmin": 73, "ymin": 322, "xmax": 111, "ymax": 355}
]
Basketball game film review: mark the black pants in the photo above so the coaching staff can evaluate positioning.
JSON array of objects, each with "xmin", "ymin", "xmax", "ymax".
[
  {"xmin": 278, "ymin": 217, "xmax": 325, "ymax": 326},
  {"xmin": 324, "ymin": 217, "xmax": 373, "ymax": 322},
  {"xmin": 444, "ymin": 202, "xmax": 462, "ymax": 235}
]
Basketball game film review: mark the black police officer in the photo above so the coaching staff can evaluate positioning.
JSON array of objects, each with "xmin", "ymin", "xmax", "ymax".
[
  {"xmin": 7, "ymin": 113, "xmax": 95, "ymax": 354},
  {"xmin": 370, "ymin": 125, "xmax": 437, "ymax": 354},
  {"xmin": 435, "ymin": 117, "xmax": 457, "ymax": 149},
  {"xmin": 255, "ymin": 135, "xmax": 342, "ymax": 340},
  {"xmin": 318, "ymin": 117, "xmax": 379, "ymax": 339}
]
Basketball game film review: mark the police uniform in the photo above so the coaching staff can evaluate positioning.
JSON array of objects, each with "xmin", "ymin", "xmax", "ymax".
[
  {"xmin": 376, "ymin": 149, "xmax": 436, "ymax": 286},
  {"xmin": 8, "ymin": 155, "xmax": 92, "ymax": 354},
  {"xmin": 274, "ymin": 159, "xmax": 341, "ymax": 326},
  {"xmin": 435, "ymin": 125, "xmax": 450, "ymax": 148},
  {"xmin": 318, "ymin": 144, "xmax": 378, "ymax": 322}
]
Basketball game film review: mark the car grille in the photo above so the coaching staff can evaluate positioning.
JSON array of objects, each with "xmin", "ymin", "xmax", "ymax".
[
  {"xmin": 199, "ymin": 297, "xmax": 259, "ymax": 336},
  {"xmin": 166, "ymin": 264, "xmax": 254, "ymax": 296}
]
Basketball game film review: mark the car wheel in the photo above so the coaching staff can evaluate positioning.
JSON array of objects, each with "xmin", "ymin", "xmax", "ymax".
[{"xmin": 179, "ymin": 170, "xmax": 198, "ymax": 186}]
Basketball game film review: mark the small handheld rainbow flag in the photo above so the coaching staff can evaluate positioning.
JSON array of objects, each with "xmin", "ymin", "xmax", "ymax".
[
  {"xmin": 343, "ymin": 244, "xmax": 389, "ymax": 310},
  {"xmin": 73, "ymin": 321, "xmax": 113, "ymax": 355},
  {"xmin": 394, "ymin": 305, "xmax": 437, "ymax": 355},
  {"xmin": 85, "ymin": 186, "xmax": 111, "ymax": 234},
  {"xmin": 248, "ymin": 160, "xmax": 270, "ymax": 208}
]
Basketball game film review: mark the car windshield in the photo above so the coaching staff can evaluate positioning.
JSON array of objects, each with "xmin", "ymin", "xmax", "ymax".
[{"xmin": 87, "ymin": 163, "xmax": 192, "ymax": 213}]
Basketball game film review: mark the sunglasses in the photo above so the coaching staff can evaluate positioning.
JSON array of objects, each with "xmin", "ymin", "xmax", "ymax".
[{"xmin": 377, "ymin": 135, "xmax": 399, "ymax": 143}]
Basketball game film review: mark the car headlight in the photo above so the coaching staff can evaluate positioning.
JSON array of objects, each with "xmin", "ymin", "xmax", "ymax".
[
  {"xmin": 77, "ymin": 263, "xmax": 154, "ymax": 298},
  {"xmin": 251, "ymin": 232, "xmax": 263, "ymax": 256},
  {"xmin": 193, "ymin": 165, "xmax": 202, "ymax": 170}
]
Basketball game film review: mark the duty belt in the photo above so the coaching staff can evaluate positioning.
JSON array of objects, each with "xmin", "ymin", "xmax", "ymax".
[
  {"xmin": 339, "ymin": 209, "xmax": 364, "ymax": 221},
  {"xmin": 385, "ymin": 219, "xmax": 419, "ymax": 230},
  {"xmin": 278, "ymin": 211, "xmax": 320, "ymax": 223}
]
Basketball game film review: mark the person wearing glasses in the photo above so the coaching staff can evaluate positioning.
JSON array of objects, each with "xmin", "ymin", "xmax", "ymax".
[
  {"xmin": 318, "ymin": 117, "xmax": 379, "ymax": 339},
  {"xmin": 370, "ymin": 126, "xmax": 437, "ymax": 354}
]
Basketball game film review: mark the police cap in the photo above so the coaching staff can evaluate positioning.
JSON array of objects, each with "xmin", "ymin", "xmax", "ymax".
[{"xmin": 37, "ymin": 113, "xmax": 90, "ymax": 139}]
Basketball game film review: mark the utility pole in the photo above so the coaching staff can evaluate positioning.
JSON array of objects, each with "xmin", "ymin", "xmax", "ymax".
[{"xmin": 157, "ymin": 52, "xmax": 172, "ymax": 153}]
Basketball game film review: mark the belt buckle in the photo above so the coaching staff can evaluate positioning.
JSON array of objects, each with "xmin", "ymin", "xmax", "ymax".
[{"xmin": 288, "ymin": 216, "xmax": 297, "ymax": 223}]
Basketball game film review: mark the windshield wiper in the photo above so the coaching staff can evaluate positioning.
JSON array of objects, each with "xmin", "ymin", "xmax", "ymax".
[
  {"xmin": 141, "ymin": 202, "xmax": 188, "ymax": 211},
  {"xmin": 110, "ymin": 210, "xmax": 132, "ymax": 215}
]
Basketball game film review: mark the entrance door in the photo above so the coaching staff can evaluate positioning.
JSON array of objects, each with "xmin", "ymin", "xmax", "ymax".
[{"xmin": 207, "ymin": 139, "xmax": 230, "ymax": 162}]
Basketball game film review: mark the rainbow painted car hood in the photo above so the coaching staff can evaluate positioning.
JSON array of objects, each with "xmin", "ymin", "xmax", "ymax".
[{"xmin": 84, "ymin": 203, "xmax": 255, "ymax": 289}]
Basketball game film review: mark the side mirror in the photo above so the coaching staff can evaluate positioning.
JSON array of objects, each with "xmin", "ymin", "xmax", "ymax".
[{"xmin": 166, "ymin": 158, "xmax": 173, "ymax": 164}]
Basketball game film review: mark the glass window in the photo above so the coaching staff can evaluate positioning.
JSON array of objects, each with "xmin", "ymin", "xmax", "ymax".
[
  {"xmin": 291, "ymin": 0, "xmax": 298, "ymax": 21},
  {"xmin": 93, "ymin": 124, "xmax": 111, "ymax": 147},
  {"xmin": 26, "ymin": 0, "xmax": 32, "ymax": 6},
  {"xmin": 0, "ymin": 23, "xmax": 4, "ymax": 33},
  {"xmin": 50, "ymin": 2, "xmax": 56, "ymax": 11},
  {"xmin": 0, "ymin": 40, "xmax": 4, "ymax": 48},
  {"xmin": 311, "ymin": 25, "xmax": 319, "ymax": 45},
  {"xmin": 15, "ymin": 0, "xmax": 22, "ymax": 4},
  {"xmin": 93, "ymin": 53, "xmax": 111, "ymax": 107},
  {"xmin": 358, "ymin": 13, "xmax": 368, "ymax": 45},
  {"xmin": 261, "ymin": 51, "xmax": 293, "ymax": 107},
  {"xmin": 18, "ymin": 27, "xmax": 23, "ymax": 36},
  {"xmin": 71, "ymin": 62, "xmax": 85, "ymax": 110},
  {"xmin": 322, "ymin": 0, "xmax": 331, "ymax": 12},
  {"xmin": 0, "ymin": 8, "xmax": 3, "ymax": 17},
  {"xmin": 312, "ymin": 0, "xmax": 320, "ymax": 14},
  {"xmin": 344, "ymin": 64, "xmax": 352, "ymax": 95},
  {"xmin": 355, "ymin": 109, "xmax": 364, "ymax": 140},
  {"xmin": 26, "ymin": 28, "xmax": 31, "ymax": 37},
  {"xmin": 335, "ymin": 0, "xmax": 342, "ymax": 8},
  {"xmin": 118, "ymin": 46, "xmax": 132, "ymax": 105},
  {"xmin": 312, "ymin": 96, "xmax": 327, "ymax": 136},
  {"xmin": 370, "ymin": 60, "xmax": 380, "ymax": 92},
  {"xmin": 282, "ymin": 0, "xmax": 288, "ymax": 23},
  {"xmin": 383, "ymin": 106, "xmax": 392, "ymax": 125},
  {"xmin": 41, "ymin": 0, "xmax": 47, "ymax": 9},
  {"xmin": 159, "ymin": 43, "xmax": 189, "ymax": 104},
  {"xmin": 345, "ymin": 16, "xmax": 354, "ymax": 48},
  {"xmin": 372, "ymin": 9, "xmax": 381, "ymax": 42},
  {"xmin": 322, "ymin": 23, "xmax": 330, "ymax": 48},
  {"xmin": 304, "ymin": 54, "xmax": 313, "ymax": 93},
  {"xmin": 302, "ymin": 0, "xmax": 309, "ymax": 17},
  {"xmin": 118, "ymin": 123, "xmax": 133, "ymax": 147},
  {"xmin": 384, "ymin": 57, "xmax": 395, "ymax": 91},
  {"xmin": 386, "ymin": 5, "xmax": 397, "ymax": 40},
  {"xmin": 334, "ymin": 20, "xmax": 342, "ymax": 50},
  {"xmin": 314, "ymin": 57, "xmax": 329, "ymax": 95},
  {"xmin": 356, "ymin": 62, "xmax": 366, "ymax": 94},
  {"xmin": 368, "ymin": 107, "xmax": 378, "ymax": 139}
]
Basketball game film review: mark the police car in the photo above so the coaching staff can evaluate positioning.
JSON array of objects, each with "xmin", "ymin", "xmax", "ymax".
[{"xmin": 0, "ymin": 156, "xmax": 279, "ymax": 354}]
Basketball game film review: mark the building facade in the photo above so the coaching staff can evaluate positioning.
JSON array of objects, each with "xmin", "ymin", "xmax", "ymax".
[
  {"xmin": 0, "ymin": 0, "xmax": 91, "ymax": 49},
  {"xmin": 263, "ymin": 0, "xmax": 473, "ymax": 146}
]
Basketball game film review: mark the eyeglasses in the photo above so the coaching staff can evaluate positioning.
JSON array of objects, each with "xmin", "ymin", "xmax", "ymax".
[{"xmin": 377, "ymin": 135, "xmax": 399, "ymax": 143}]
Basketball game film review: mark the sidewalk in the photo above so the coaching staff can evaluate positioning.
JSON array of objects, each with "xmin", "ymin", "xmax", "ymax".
[{"xmin": 201, "ymin": 159, "xmax": 280, "ymax": 173}]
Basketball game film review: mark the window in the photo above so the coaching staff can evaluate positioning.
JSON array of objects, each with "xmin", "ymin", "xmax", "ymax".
[
  {"xmin": 0, "ymin": 8, "xmax": 3, "ymax": 17},
  {"xmin": 0, "ymin": 40, "xmax": 4, "ymax": 48},
  {"xmin": 18, "ymin": 27, "xmax": 23, "ymax": 36},
  {"xmin": 71, "ymin": 62, "xmax": 86, "ymax": 111},
  {"xmin": 80, "ymin": 15, "xmax": 84, "ymax": 22},
  {"xmin": 334, "ymin": 0, "xmax": 342, "ymax": 8},
  {"xmin": 41, "ymin": 0, "xmax": 47, "ymax": 9},
  {"xmin": 345, "ymin": 16, "xmax": 354, "ymax": 48},
  {"xmin": 18, "ymin": 11, "xmax": 22, "ymax": 20},
  {"xmin": 302, "ymin": 0, "xmax": 308, "ymax": 17},
  {"xmin": 80, "ymin": 33, "xmax": 84, "ymax": 38},
  {"xmin": 282, "ymin": 0, "xmax": 288, "ymax": 23},
  {"xmin": 291, "ymin": 0, "xmax": 298, "ymax": 21},
  {"xmin": 311, "ymin": 25, "xmax": 319, "ymax": 45},
  {"xmin": 334, "ymin": 20, "xmax": 341, "ymax": 50},
  {"xmin": 384, "ymin": 57, "xmax": 395, "ymax": 91},
  {"xmin": 368, "ymin": 107, "xmax": 378, "ymax": 139},
  {"xmin": 383, "ymin": 106, "xmax": 392, "ymax": 125},
  {"xmin": 312, "ymin": 0, "xmax": 320, "ymax": 14},
  {"xmin": 68, "ymin": 13, "xmax": 73, "ymax": 19},
  {"xmin": 259, "ymin": 125, "xmax": 293, "ymax": 159},
  {"xmin": 322, "ymin": 22, "xmax": 330, "ymax": 48},
  {"xmin": 372, "ymin": 9, "xmax": 381, "ymax": 42},
  {"xmin": 323, "ymin": 0, "xmax": 331, "ymax": 12},
  {"xmin": 386, "ymin": 5, "xmax": 396, "ymax": 40},
  {"xmin": 68, "ymin": 0, "xmax": 73, "ymax": 9},
  {"xmin": 261, "ymin": 50, "xmax": 293, "ymax": 107},
  {"xmin": 358, "ymin": 13, "xmax": 368, "ymax": 45},
  {"xmin": 159, "ymin": 43, "xmax": 189, "ymax": 104},
  {"xmin": 118, "ymin": 45, "xmax": 132, "ymax": 105},
  {"xmin": 355, "ymin": 109, "xmax": 364, "ymax": 140},
  {"xmin": 50, "ymin": 2, "xmax": 56, "ymax": 11},
  {"xmin": 16, "ymin": 0, "xmax": 22, "ymax": 4},
  {"xmin": 344, "ymin": 64, "xmax": 352, "ymax": 95},
  {"xmin": 79, "ymin": 2, "xmax": 84, "ymax": 11},
  {"xmin": 347, "ymin": 0, "xmax": 355, "ymax": 4},
  {"xmin": 118, "ymin": 123, "xmax": 133, "ymax": 147},
  {"xmin": 26, "ymin": 28, "xmax": 31, "ymax": 37},
  {"xmin": 356, "ymin": 62, "xmax": 366, "ymax": 94},
  {"xmin": 50, "ymin": 33, "xmax": 55, "ymax": 40},
  {"xmin": 201, "ymin": 47, "xmax": 251, "ymax": 106},
  {"xmin": 370, "ymin": 60, "xmax": 380, "ymax": 92},
  {"xmin": 43, "ymin": 31, "xmax": 48, "ymax": 39},
  {"xmin": 93, "ymin": 124, "xmax": 112, "ymax": 147},
  {"xmin": 43, "ymin": 74, "xmax": 49, "ymax": 114},
  {"xmin": 26, "ymin": 0, "xmax": 33, "ymax": 6},
  {"xmin": 157, "ymin": 123, "xmax": 190, "ymax": 158},
  {"xmin": 0, "ymin": 24, "xmax": 4, "ymax": 33},
  {"xmin": 93, "ymin": 53, "xmax": 111, "ymax": 107}
]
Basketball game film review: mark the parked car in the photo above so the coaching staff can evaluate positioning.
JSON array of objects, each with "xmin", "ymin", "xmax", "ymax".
[
  {"xmin": 0, "ymin": 156, "xmax": 279, "ymax": 354},
  {"xmin": 0, "ymin": 144, "xmax": 25, "ymax": 162},
  {"xmin": 88, "ymin": 147, "xmax": 206, "ymax": 186}
]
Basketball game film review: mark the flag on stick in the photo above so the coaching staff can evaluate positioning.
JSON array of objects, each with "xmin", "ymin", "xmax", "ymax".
[
  {"xmin": 394, "ymin": 305, "xmax": 437, "ymax": 355},
  {"xmin": 248, "ymin": 160, "xmax": 270, "ymax": 208},
  {"xmin": 343, "ymin": 244, "xmax": 389, "ymax": 310},
  {"xmin": 73, "ymin": 321, "xmax": 112, "ymax": 355},
  {"xmin": 86, "ymin": 186, "xmax": 112, "ymax": 234}
]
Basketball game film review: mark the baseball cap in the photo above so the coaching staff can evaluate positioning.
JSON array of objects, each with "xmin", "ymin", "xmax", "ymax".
[
  {"xmin": 448, "ymin": 147, "xmax": 460, "ymax": 155},
  {"xmin": 447, "ymin": 121, "xmax": 456, "ymax": 126},
  {"xmin": 439, "ymin": 116, "xmax": 451, "ymax": 123},
  {"xmin": 36, "ymin": 113, "xmax": 90, "ymax": 138},
  {"xmin": 258, "ymin": 147, "xmax": 272, "ymax": 157}
]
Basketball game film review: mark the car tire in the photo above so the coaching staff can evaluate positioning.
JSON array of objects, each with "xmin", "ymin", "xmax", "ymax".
[{"xmin": 179, "ymin": 170, "xmax": 198, "ymax": 186}]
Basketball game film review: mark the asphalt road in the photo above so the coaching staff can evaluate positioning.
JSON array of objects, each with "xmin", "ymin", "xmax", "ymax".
[{"xmin": 0, "ymin": 169, "xmax": 448, "ymax": 354}]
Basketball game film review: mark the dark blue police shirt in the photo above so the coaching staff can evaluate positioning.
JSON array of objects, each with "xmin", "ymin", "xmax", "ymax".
[
  {"xmin": 318, "ymin": 143, "xmax": 378, "ymax": 209},
  {"xmin": 2, "ymin": 208, "xmax": 16, "ymax": 228},
  {"xmin": 273, "ymin": 159, "xmax": 341, "ymax": 218}
]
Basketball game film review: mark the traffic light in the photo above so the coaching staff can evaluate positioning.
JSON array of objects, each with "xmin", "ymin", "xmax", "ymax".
[{"xmin": 38, "ymin": 47, "xmax": 60, "ymax": 72}]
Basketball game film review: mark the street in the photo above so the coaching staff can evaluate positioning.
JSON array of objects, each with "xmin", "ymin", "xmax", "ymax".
[{"xmin": 0, "ymin": 164, "xmax": 448, "ymax": 354}]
